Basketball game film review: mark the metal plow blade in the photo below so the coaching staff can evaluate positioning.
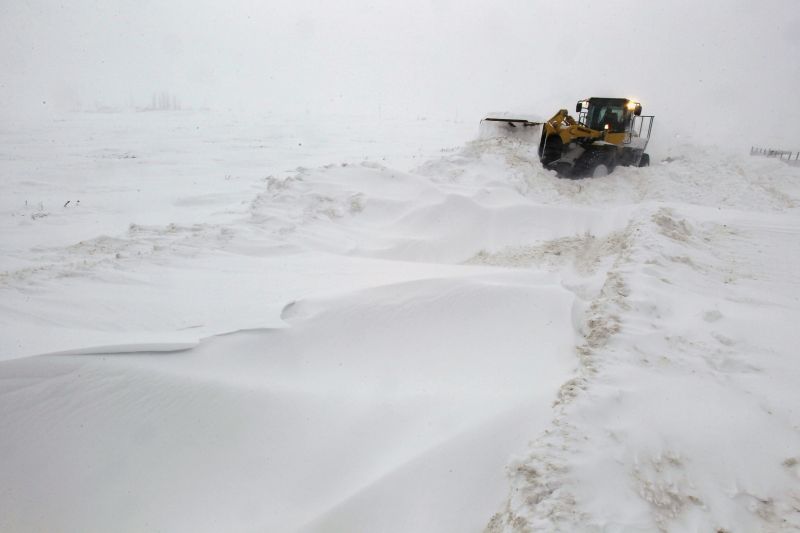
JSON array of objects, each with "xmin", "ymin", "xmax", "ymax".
[{"xmin": 479, "ymin": 113, "xmax": 544, "ymax": 142}]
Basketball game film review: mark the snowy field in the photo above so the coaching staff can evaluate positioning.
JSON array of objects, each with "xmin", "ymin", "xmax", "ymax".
[{"xmin": 1, "ymin": 110, "xmax": 800, "ymax": 532}]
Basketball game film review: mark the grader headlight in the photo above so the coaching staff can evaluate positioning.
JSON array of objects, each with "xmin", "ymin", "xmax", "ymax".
[{"xmin": 627, "ymin": 101, "xmax": 643, "ymax": 116}]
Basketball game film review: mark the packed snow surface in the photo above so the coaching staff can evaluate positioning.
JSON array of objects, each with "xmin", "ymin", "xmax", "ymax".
[{"xmin": 1, "ymin": 111, "xmax": 800, "ymax": 532}]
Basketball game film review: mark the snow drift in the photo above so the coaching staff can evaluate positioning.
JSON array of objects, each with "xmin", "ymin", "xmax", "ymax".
[{"xmin": 1, "ymin": 111, "xmax": 799, "ymax": 532}]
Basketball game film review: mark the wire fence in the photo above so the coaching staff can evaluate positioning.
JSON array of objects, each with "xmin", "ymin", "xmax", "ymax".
[{"xmin": 750, "ymin": 146, "xmax": 800, "ymax": 162}]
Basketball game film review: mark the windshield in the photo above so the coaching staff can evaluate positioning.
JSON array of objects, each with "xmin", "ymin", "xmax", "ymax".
[{"xmin": 586, "ymin": 101, "xmax": 627, "ymax": 132}]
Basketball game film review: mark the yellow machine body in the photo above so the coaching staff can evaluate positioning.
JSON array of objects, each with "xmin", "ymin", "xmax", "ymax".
[{"xmin": 538, "ymin": 97, "xmax": 654, "ymax": 177}]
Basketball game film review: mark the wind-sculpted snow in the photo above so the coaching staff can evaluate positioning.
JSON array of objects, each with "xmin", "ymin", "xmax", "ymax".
[
  {"xmin": 1, "ymin": 113, "xmax": 800, "ymax": 532},
  {"xmin": 483, "ymin": 193, "xmax": 800, "ymax": 531}
]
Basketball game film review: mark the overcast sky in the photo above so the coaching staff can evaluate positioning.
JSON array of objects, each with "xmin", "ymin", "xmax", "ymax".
[{"xmin": 1, "ymin": 0, "xmax": 798, "ymax": 148}]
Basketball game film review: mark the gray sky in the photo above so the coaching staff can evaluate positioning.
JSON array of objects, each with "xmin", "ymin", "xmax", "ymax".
[{"xmin": 1, "ymin": 0, "xmax": 798, "ymax": 149}]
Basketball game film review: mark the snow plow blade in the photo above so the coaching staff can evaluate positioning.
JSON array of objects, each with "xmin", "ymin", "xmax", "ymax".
[
  {"xmin": 481, "ymin": 117, "xmax": 543, "ymax": 128},
  {"xmin": 479, "ymin": 113, "xmax": 544, "ymax": 141}
]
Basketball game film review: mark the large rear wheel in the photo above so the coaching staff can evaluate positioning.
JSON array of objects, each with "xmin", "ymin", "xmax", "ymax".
[{"xmin": 639, "ymin": 153, "xmax": 650, "ymax": 167}]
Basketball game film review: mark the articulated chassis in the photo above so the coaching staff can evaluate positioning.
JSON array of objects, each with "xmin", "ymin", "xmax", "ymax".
[
  {"xmin": 542, "ymin": 110, "xmax": 654, "ymax": 178},
  {"xmin": 482, "ymin": 101, "xmax": 655, "ymax": 178}
]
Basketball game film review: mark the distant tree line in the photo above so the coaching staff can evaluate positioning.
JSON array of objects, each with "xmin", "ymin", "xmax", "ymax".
[{"xmin": 148, "ymin": 92, "xmax": 181, "ymax": 111}]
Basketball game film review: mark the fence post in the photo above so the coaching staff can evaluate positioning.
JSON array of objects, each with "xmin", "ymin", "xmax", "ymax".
[{"xmin": 751, "ymin": 147, "xmax": 800, "ymax": 162}]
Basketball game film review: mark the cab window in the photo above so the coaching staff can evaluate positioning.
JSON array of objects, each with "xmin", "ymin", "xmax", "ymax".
[{"xmin": 588, "ymin": 104, "xmax": 625, "ymax": 132}]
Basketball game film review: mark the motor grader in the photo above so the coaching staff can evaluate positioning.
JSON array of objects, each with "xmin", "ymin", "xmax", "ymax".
[{"xmin": 482, "ymin": 97, "xmax": 654, "ymax": 178}]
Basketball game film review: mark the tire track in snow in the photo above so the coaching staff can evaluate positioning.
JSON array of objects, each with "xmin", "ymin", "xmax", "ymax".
[
  {"xmin": 484, "ymin": 219, "xmax": 639, "ymax": 532},
  {"xmin": 485, "ymin": 203, "xmax": 800, "ymax": 532}
]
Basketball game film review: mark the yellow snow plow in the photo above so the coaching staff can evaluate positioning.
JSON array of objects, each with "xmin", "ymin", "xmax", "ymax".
[{"xmin": 482, "ymin": 97, "xmax": 654, "ymax": 178}]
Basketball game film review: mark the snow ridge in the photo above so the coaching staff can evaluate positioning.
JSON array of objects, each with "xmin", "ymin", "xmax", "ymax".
[{"xmin": 484, "ymin": 199, "xmax": 800, "ymax": 531}]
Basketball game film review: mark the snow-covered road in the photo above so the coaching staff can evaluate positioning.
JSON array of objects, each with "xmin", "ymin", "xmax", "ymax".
[{"xmin": 1, "ymin": 112, "xmax": 799, "ymax": 532}]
